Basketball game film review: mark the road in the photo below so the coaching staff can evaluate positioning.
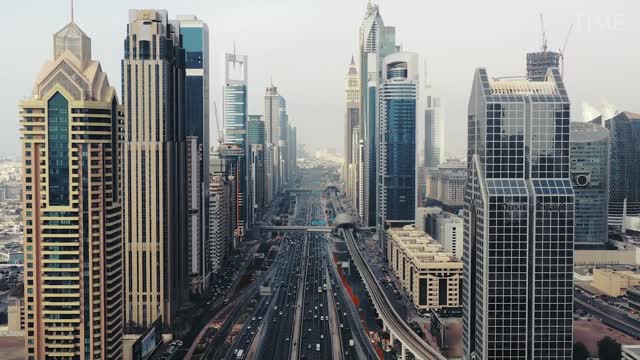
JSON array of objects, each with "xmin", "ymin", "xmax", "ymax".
[{"xmin": 574, "ymin": 290, "xmax": 640, "ymax": 339}]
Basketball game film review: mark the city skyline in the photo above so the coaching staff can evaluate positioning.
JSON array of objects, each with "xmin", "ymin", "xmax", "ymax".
[{"xmin": 4, "ymin": 0, "xmax": 640, "ymax": 157}]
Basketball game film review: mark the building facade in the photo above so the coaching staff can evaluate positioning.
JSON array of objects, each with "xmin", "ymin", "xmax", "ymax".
[
  {"xmin": 526, "ymin": 50, "xmax": 561, "ymax": 81},
  {"xmin": 600, "ymin": 112, "xmax": 640, "ymax": 228},
  {"xmin": 122, "ymin": 9, "xmax": 186, "ymax": 328},
  {"xmin": 426, "ymin": 159, "xmax": 466, "ymax": 213},
  {"xmin": 377, "ymin": 52, "xmax": 418, "ymax": 247},
  {"xmin": 424, "ymin": 209, "xmax": 463, "ymax": 259},
  {"xmin": 344, "ymin": 56, "xmax": 360, "ymax": 207},
  {"xmin": 264, "ymin": 85, "xmax": 287, "ymax": 204},
  {"xmin": 179, "ymin": 15, "xmax": 210, "ymax": 293},
  {"xmin": 386, "ymin": 226, "xmax": 463, "ymax": 311},
  {"xmin": 223, "ymin": 53, "xmax": 248, "ymax": 146},
  {"xmin": 570, "ymin": 122, "xmax": 608, "ymax": 244},
  {"xmin": 19, "ymin": 19, "xmax": 124, "ymax": 358},
  {"xmin": 359, "ymin": 2, "xmax": 397, "ymax": 227},
  {"xmin": 247, "ymin": 115, "xmax": 266, "ymax": 222},
  {"xmin": 463, "ymin": 68, "xmax": 574, "ymax": 359}
]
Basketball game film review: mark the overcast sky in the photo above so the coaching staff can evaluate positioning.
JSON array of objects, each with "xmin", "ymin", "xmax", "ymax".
[{"xmin": 3, "ymin": 0, "xmax": 640, "ymax": 157}]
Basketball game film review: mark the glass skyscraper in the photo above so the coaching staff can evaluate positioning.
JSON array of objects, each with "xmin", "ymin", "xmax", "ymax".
[
  {"xmin": 224, "ymin": 53, "xmax": 248, "ymax": 146},
  {"xmin": 570, "ymin": 122, "xmax": 608, "ymax": 243},
  {"xmin": 377, "ymin": 52, "xmax": 418, "ymax": 241},
  {"xmin": 599, "ymin": 111, "xmax": 640, "ymax": 228},
  {"xmin": 179, "ymin": 15, "xmax": 211, "ymax": 293},
  {"xmin": 463, "ymin": 68, "xmax": 574, "ymax": 359}
]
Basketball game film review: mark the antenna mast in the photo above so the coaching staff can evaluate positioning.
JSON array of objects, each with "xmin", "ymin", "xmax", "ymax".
[{"xmin": 71, "ymin": 0, "xmax": 74, "ymax": 22}]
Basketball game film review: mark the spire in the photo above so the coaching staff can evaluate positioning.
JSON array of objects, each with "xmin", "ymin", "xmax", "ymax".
[
  {"xmin": 350, "ymin": 55, "xmax": 356, "ymax": 66},
  {"xmin": 70, "ymin": 0, "xmax": 74, "ymax": 23}
]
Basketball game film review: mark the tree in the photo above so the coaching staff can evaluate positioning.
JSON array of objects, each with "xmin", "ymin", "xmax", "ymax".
[
  {"xmin": 573, "ymin": 342, "xmax": 589, "ymax": 360},
  {"xmin": 597, "ymin": 336, "xmax": 621, "ymax": 360}
]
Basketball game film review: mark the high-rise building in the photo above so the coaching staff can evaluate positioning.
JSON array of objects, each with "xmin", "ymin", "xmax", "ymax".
[
  {"xmin": 219, "ymin": 144, "xmax": 247, "ymax": 246},
  {"xmin": 424, "ymin": 209, "xmax": 463, "ymax": 259},
  {"xmin": 424, "ymin": 94, "xmax": 444, "ymax": 168},
  {"xmin": 426, "ymin": 159, "xmax": 466, "ymax": 213},
  {"xmin": 208, "ymin": 152, "xmax": 231, "ymax": 274},
  {"xmin": 597, "ymin": 112, "xmax": 640, "ymax": 228},
  {"xmin": 377, "ymin": 52, "xmax": 418, "ymax": 249},
  {"xmin": 178, "ymin": 15, "xmax": 210, "ymax": 293},
  {"xmin": 526, "ymin": 50, "xmax": 561, "ymax": 81},
  {"xmin": 264, "ymin": 85, "xmax": 287, "ymax": 203},
  {"xmin": 570, "ymin": 122, "xmax": 608, "ymax": 244},
  {"xmin": 247, "ymin": 115, "xmax": 265, "ymax": 145},
  {"xmin": 344, "ymin": 56, "xmax": 360, "ymax": 206},
  {"xmin": 122, "ymin": 9, "xmax": 186, "ymax": 328},
  {"xmin": 359, "ymin": 2, "xmax": 397, "ymax": 227},
  {"xmin": 19, "ymin": 18, "xmax": 124, "ymax": 358},
  {"xmin": 223, "ymin": 53, "xmax": 248, "ymax": 146},
  {"xmin": 463, "ymin": 68, "xmax": 573, "ymax": 359},
  {"xmin": 248, "ymin": 115, "xmax": 266, "ymax": 221}
]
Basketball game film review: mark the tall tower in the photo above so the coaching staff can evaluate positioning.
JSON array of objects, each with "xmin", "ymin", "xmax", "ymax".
[
  {"xmin": 377, "ymin": 52, "xmax": 419, "ymax": 249},
  {"xmin": 178, "ymin": 15, "xmax": 210, "ymax": 294},
  {"xmin": 264, "ymin": 85, "xmax": 287, "ymax": 203},
  {"xmin": 19, "ymin": 18, "xmax": 124, "ymax": 359},
  {"xmin": 122, "ymin": 9, "xmax": 186, "ymax": 328},
  {"xmin": 570, "ymin": 122, "xmax": 608, "ymax": 244},
  {"xmin": 359, "ymin": 3, "xmax": 396, "ymax": 227},
  {"xmin": 463, "ymin": 68, "xmax": 573, "ymax": 359},
  {"xmin": 344, "ymin": 56, "xmax": 360, "ymax": 208}
]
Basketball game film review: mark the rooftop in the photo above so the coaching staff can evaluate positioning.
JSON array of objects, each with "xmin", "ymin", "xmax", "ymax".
[{"xmin": 387, "ymin": 225, "xmax": 462, "ymax": 268}]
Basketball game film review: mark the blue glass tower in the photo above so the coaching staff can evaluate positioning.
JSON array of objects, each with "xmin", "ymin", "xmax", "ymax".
[
  {"xmin": 179, "ymin": 15, "xmax": 210, "ymax": 289},
  {"xmin": 224, "ymin": 53, "xmax": 248, "ymax": 146},
  {"xmin": 377, "ymin": 52, "xmax": 418, "ymax": 239}
]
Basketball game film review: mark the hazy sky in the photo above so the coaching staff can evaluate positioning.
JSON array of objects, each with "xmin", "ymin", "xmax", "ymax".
[{"xmin": 3, "ymin": 0, "xmax": 640, "ymax": 157}]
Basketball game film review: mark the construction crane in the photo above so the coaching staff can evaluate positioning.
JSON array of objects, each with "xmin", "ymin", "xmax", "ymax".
[
  {"xmin": 540, "ymin": 13, "xmax": 548, "ymax": 52},
  {"xmin": 213, "ymin": 101, "xmax": 223, "ymax": 147},
  {"xmin": 559, "ymin": 24, "xmax": 574, "ymax": 77}
]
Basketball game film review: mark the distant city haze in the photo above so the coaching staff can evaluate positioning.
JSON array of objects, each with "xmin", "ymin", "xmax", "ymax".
[{"xmin": 4, "ymin": 0, "xmax": 640, "ymax": 156}]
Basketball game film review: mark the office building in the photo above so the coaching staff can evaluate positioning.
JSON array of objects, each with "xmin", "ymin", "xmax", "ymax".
[
  {"xmin": 19, "ymin": 18, "xmax": 124, "ymax": 358},
  {"xmin": 178, "ymin": 15, "xmax": 210, "ymax": 293},
  {"xmin": 424, "ymin": 208, "xmax": 463, "ymax": 259},
  {"xmin": 344, "ymin": 56, "xmax": 360, "ymax": 207},
  {"xmin": 570, "ymin": 122, "xmax": 608, "ymax": 244},
  {"xmin": 598, "ymin": 111, "xmax": 640, "ymax": 228},
  {"xmin": 424, "ymin": 94, "xmax": 444, "ymax": 168},
  {"xmin": 386, "ymin": 225, "xmax": 463, "ymax": 311},
  {"xmin": 377, "ymin": 52, "xmax": 418, "ymax": 249},
  {"xmin": 463, "ymin": 68, "xmax": 573, "ymax": 359},
  {"xmin": 219, "ymin": 144, "xmax": 247, "ymax": 246},
  {"xmin": 247, "ymin": 115, "xmax": 265, "ymax": 145},
  {"xmin": 591, "ymin": 266, "xmax": 640, "ymax": 296},
  {"xmin": 264, "ymin": 85, "xmax": 288, "ymax": 203},
  {"xmin": 122, "ymin": 9, "xmax": 186, "ymax": 328},
  {"xmin": 248, "ymin": 115, "xmax": 266, "ymax": 221},
  {"xmin": 359, "ymin": 2, "xmax": 397, "ymax": 227},
  {"xmin": 426, "ymin": 159, "xmax": 466, "ymax": 213},
  {"xmin": 223, "ymin": 53, "xmax": 248, "ymax": 146},
  {"xmin": 209, "ymin": 173, "xmax": 229, "ymax": 274}
]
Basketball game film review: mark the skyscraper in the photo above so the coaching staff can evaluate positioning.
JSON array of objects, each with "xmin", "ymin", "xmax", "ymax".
[
  {"xmin": 122, "ymin": 9, "xmax": 186, "ymax": 328},
  {"xmin": 359, "ymin": 2, "xmax": 397, "ymax": 227},
  {"xmin": 222, "ymin": 53, "xmax": 249, "ymax": 238},
  {"xmin": 344, "ymin": 56, "xmax": 360, "ymax": 206},
  {"xmin": 209, "ymin": 154, "xmax": 231, "ymax": 274},
  {"xmin": 377, "ymin": 52, "xmax": 418, "ymax": 247},
  {"xmin": 570, "ymin": 122, "xmax": 608, "ymax": 244},
  {"xmin": 19, "ymin": 18, "xmax": 124, "ymax": 359},
  {"xmin": 264, "ymin": 85, "xmax": 287, "ymax": 203},
  {"xmin": 598, "ymin": 111, "xmax": 640, "ymax": 228},
  {"xmin": 223, "ymin": 53, "xmax": 248, "ymax": 146},
  {"xmin": 424, "ymin": 94, "xmax": 443, "ymax": 168},
  {"xmin": 178, "ymin": 15, "xmax": 210, "ymax": 293},
  {"xmin": 248, "ymin": 115, "xmax": 266, "ymax": 221},
  {"xmin": 463, "ymin": 68, "xmax": 573, "ymax": 359}
]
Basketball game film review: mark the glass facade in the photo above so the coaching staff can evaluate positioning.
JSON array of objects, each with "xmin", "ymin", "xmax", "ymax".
[
  {"xmin": 224, "ymin": 85, "xmax": 248, "ymax": 146},
  {"xmin": 604, "ymin": 112, "xmax": 640, "ymax": 227},
  {"xmin": 47, "ymin": 92, "xmax": 69, "ymax": 206},
  {"xmin": 570, "ymin": 122, "xmax": 608, "ymax": 243},
  {"xmin": 464, "ymin": 68, "xmax": 574, "ymax": 359},
  {"xmin": 247, "ymin": 115, "xmax": 265, "ymax": 145},
  {"xmin": 181, "ymin": 27, "xmax": 203, "ymax": 69}
]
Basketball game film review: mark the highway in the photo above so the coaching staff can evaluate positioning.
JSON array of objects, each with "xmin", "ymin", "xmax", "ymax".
[
  {"xmin": 332, "ymin": 195, "xmax": 445, "ymax": 360},
  {"xmin": 574, "ymin": 290, "xmax": 640, "ymax": 339}
]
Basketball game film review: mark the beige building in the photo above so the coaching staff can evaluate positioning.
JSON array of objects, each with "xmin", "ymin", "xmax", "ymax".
[
  {"xmin": 591, "ymin": 267, "xmax": 640, "ymax": 296},
  {"xmin": 19, "ymin": 18, "xmax": 124, "ymax": 359},
  {"xmin": 386, "ymin": 225, "xmax": 463, "ymax": 310},
  {"xmin": 7, "ymin": 287, "xmax": 25, "ymax": 333},
  {"xmin": 122, "ymin": 9, "xmax": 187, "ymax": 328}
]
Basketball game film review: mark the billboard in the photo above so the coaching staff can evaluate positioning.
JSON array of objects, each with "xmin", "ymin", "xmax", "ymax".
[{"xmin": 132, "ymin": 316, "xmax": 163, "ymax": 360}]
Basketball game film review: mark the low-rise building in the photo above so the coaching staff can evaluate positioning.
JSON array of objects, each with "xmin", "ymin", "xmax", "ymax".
[
  {"xmin": 386, "ymin": 225, "xmax": 462, "ymax": 311},
  {"xmin": 423, "ymin": 208, "xmax": 463, "ymax": 259},
  {"xmin": 591, "ymin": 266, "xmax": 640, "ymax": 296}
]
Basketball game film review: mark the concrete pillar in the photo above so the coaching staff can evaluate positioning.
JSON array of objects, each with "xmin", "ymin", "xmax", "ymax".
[
  {"xmin": 401, "ymin": 344, "xmax": 406, "ymax": 360},
  {"xmin": 390, "ymin": 331, "xmax": 395, "ymax": 344},
  {"xmin": 383, "ymin": 321, "xmax": 388, "ymax": 332}
]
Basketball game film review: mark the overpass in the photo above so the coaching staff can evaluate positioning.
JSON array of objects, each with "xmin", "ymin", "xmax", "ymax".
[
  {"xmin": 258, "ymin": 225, "xmax": 332, "ymax": 233},
  {"xmin": 329, "ymin": 196, "xmax": 445, "ymax": 360}
]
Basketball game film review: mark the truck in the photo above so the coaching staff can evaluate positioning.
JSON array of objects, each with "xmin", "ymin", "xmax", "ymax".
[{"xmin": 236, "ymin": 349, "xmax": 244, "ymax": 359}]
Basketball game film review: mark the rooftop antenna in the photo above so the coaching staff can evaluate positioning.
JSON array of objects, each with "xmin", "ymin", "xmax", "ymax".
[
  {"xmin": 71, "ymin": 0, "xmax": 74, "ymax": 22},
  {"xmin": 559, "ymin": 24, "xmax": 574, "ymax": 77},
  {"xmin": 539, "ymin": 13, "xmax": 547, "ymax": 52},
  {"xmin": 233, "ymin": 41, "xmax": 236, "ymax": 69}
]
